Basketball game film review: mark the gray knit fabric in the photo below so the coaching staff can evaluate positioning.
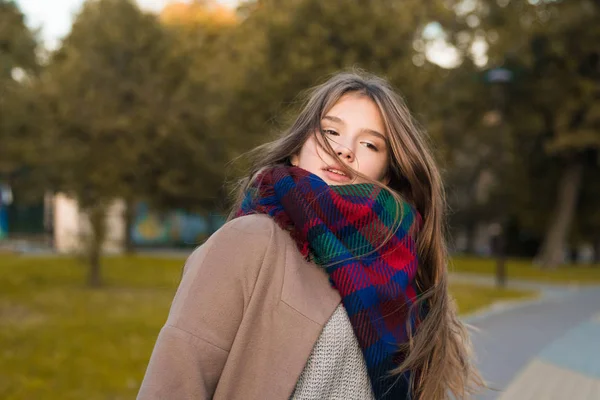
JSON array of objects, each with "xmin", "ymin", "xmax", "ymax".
[{"xmin": 290, "ymin": 304, "xmax": 375, "ymax": 400}]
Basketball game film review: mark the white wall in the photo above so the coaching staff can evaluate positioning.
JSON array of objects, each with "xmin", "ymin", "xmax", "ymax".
[{"xmin": 53, "ymin": 193, "xmax": 125, "ymax": 254}]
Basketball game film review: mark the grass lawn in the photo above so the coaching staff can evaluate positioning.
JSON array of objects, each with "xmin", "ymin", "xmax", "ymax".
[
  {"xmin": 451, "ymin": 256, "xmax": 600, "ymax": 285},
  {"xmin": 0, "ymin": 254, "xmax": 532, "ymax": 399},
  {"xmin": 449, "ymin": 283, "xmax": 534, "ymax": 315}
]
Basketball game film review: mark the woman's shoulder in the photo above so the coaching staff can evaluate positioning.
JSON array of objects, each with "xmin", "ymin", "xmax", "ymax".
[
  {"xmin": 181, "ymin": 215, "xmax": 282, "ymax": 279},
  {"xmin": 210, "ymin": 214, "xmax": 279, "ymax": 242},
  {"xmin": 190, "ymin": 214, "xmax": 284, "ymax": 260}
]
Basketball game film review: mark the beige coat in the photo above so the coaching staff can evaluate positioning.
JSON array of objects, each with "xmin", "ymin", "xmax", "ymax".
[{"xmin": 137, "ymin": 214, "xmax": 342, "ymax": 400}]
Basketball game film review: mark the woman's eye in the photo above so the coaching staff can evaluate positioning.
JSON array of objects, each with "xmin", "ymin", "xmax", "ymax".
[
  {"xmin": 323, "ymin": 129, "xmax": 339, "ymax": 136},
  {"xmin": 362, "ymin": 142, "xmax": 378, "ymax": 151}
]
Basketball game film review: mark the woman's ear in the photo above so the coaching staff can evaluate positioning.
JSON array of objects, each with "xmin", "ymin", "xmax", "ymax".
[{"xmin": 290, "ymin": 154, "xmax": 299, "ymax": 167}]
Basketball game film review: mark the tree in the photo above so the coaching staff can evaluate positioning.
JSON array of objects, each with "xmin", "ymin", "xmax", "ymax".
[
  {"xmin": 218, "ymin": 0, "xmax": 457, "ymax": 155},
  {"xmin": 573, "ymin": 167, "xmax": 600, "ymax": 264},
  {"xmin": 0, "ymin": 0, "xmax": 41, "ymax": 201},
  {"xmin": 476, "ymin": 0, "xmax": 599, "ymax": 267},
  {"xmin": 41, "ymin": 0, "xmax": 169, "ymax": 286},
  {"xmin": 427, "ymin": 60, "xmax": 512, "ymax": 253},
  {"xmin": 0, "ymin": 0, "xmax": 38, "ymax": 83},
  {"xmin": 144, "ymin": 0, "xmax": 239, "ymax": 213}
]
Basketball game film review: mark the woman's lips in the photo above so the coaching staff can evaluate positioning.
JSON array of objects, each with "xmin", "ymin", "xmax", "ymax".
[{"xmin": 322, "ymin": 167, "xmax": 352, "ymax": 183}]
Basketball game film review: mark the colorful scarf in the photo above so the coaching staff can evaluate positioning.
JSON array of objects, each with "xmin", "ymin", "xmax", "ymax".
[{"xmin": 235, "ymin": 165, "xmax": 422, "ymax": 400}]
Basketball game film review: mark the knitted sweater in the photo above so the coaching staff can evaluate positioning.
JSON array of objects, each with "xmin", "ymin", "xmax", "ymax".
[{"xmin": 290, "ymin": 304, "xmax": 375, "ymax": 400}]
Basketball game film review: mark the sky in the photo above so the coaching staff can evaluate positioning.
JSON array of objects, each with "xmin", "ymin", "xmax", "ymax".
[{"xmin": 16, "ymin": 0, "xmax": 240, "ymax": 50}]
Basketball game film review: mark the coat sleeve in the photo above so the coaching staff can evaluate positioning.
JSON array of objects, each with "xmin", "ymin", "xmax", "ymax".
[{"xmin": 137, "ymin": 216, "xmax": 274, "ymax": 400}]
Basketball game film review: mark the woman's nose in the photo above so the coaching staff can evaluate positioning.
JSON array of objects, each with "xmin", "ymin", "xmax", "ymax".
[{"xmin": 335, "ymin": 145, "xmax": 355, "ymax": 163}]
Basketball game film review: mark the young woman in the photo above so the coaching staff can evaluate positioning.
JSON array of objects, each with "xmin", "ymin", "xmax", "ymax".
[{"xmin": 138, "ymin": 71, "xmax": 484, "ymax": 399}]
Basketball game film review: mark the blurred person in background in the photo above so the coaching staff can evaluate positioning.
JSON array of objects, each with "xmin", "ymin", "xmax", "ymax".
[{"xmin": 138, "ymin": 71, "xmax": 484, "ymax": 400}]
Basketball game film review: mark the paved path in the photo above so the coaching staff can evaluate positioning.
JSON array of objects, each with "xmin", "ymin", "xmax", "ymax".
[{"xmin": 463, "ymin": 278, "xmax": 600, "ymax": 400}]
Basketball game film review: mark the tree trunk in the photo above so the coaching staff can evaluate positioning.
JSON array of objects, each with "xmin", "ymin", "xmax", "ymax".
[
  {"xmin": 593, "ymin": 237, "xmax": 600, "ymax": 265},
  {"xmin": 536, "ymin": 160, "xmax": 584, "ymax": 268},
  {"xmin": 87, "ymin": 204, "xmax": 107, "ymax": 288},
  {"xmin": 465, "ymin": 221, "xmax": 477, "ymax": 254},
  {"xmin": 123, "ymin": 199, "xmax": 136, "ymax": 254}
]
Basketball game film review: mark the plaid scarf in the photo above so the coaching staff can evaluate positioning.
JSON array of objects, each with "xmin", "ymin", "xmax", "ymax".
[{"xmin": 235, "ymin": 166, "xmax": 423, "ymax": 400}]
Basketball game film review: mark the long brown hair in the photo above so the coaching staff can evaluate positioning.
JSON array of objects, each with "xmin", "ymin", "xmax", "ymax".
[{"xmin": 229, "ymin": 70, "xmax": 485, "ymax": 399}]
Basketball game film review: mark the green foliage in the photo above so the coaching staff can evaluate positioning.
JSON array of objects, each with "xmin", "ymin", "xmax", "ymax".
[
  {"xmin": 0, "ymin": 253, "xmax": 531, "ymax": 398},
  {"xmin": 0, "ymin": 0, "xmax": 38, "ymax": 79},
  {"xmin": 445, "ymin": 0, "xmax": 600, "ymax": 259},
  {"xmin": 4, "ymin": 0, "xmax": 600, "ymax": 262},
  {"xmin": 39, "ymin": 0, "xmax": 239, "ymax": 214},
  {"xmin": 41, "ymin": 0, "xmax": 169, "ymax": 209},
  {"xmin": 428, "ymin": 62, "xmax": 510, "ymax": 237},
  {"xmin": 220, "ymin": 0, "xmax": 453, "ymax": 150},
  {"xmin": 142, "ymin": 5, "xmax": 239, "ymax": 212},
  {"xmin": 494, "ymin": 0, "xmax": 600, "ymax": 155},
  {"xmin": 0, "ymin": 0, "xmax": 41, "ymax": 196}
]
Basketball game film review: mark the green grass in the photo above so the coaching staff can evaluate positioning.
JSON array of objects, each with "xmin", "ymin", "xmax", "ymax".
[
  {"xmin": 0, "ymin": 254, "xmax": 183, "ymax": 400},
  {"xmin": 0, "ymin": 254, "xmax": 532, "ymax": 399},
  {"xmin": 451, "ymin": 256, "xmax": 600, "ymax": 285},
  {"xmin": 449, "ymin": 283, "xmax": 535, "ymax": 315}
]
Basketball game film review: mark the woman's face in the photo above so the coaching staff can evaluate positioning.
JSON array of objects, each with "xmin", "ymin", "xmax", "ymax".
[{"xmin": 291, "ymin": 93, "xmax": 390, "ymax": 185}]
